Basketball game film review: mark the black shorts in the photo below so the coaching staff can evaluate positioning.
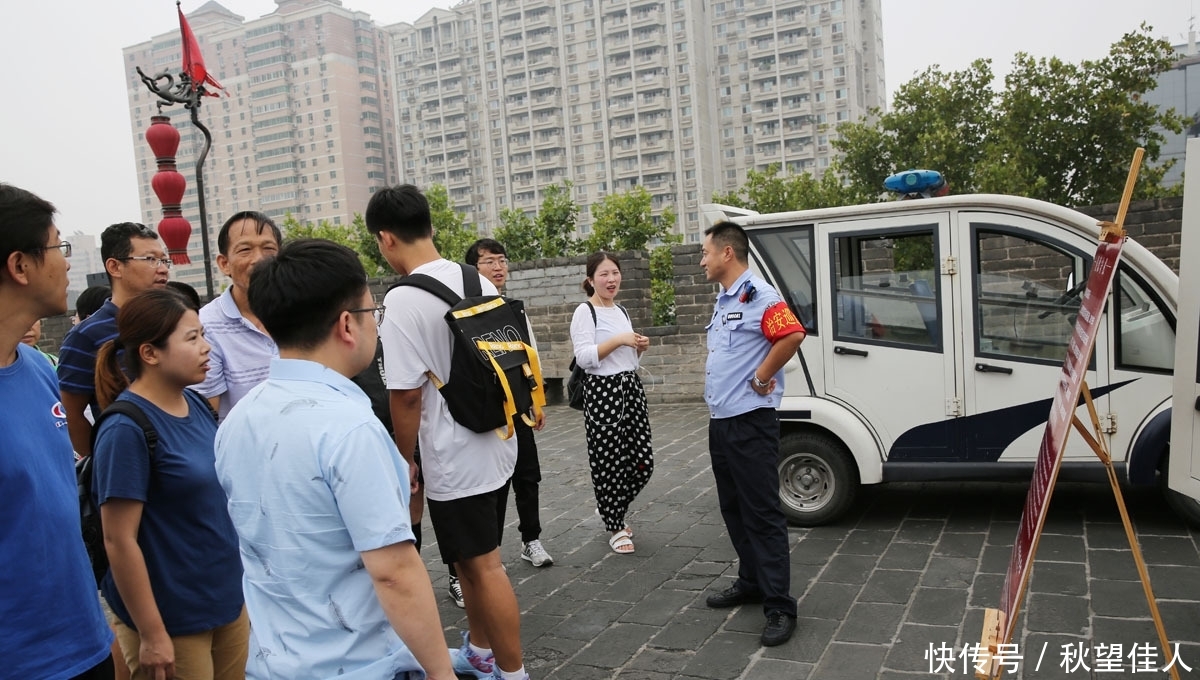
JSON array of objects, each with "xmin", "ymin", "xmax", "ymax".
[{"xmin": 427, "ymin": 481, "xmax": 510, "ymax": 565}]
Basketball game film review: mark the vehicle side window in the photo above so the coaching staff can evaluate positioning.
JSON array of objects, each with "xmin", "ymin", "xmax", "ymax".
[
  {"xmin": 832, "ymin": 230, "xmax": 939, "ymax": 348},
  {"xmin": 749, "ymin": 226, "xmax": 817, "ymax": 333},
  {"xmin": 974, "ymin": 229, "xmax": 1087, "ymax": 362},
  {"xmin": 1115, "ymin": 266, "xmax": 1174, "ymax": 373}
]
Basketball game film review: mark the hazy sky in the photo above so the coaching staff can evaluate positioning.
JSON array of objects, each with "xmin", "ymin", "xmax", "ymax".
[{"xmin": 0, "ymin": 0, "xmax": 1192, "ymax": 239}]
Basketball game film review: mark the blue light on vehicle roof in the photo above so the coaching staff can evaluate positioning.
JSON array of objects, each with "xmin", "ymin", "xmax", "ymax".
[{"xmin": 884, "ymin": 169, "xmax": 945, "ymax": 194}]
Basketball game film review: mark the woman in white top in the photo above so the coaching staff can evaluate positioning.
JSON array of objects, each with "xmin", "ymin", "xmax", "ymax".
[{"xmin": 570, "ymin": 252, "xmax": 654, "ymax": 554}]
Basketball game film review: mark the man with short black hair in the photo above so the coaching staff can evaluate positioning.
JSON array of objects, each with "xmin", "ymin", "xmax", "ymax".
[
  {"xmin": 58, "ymin": 221, "xmax": 169, "ymax": 455},
  {"xmin": 464, "ymin": 238, "xmax": 554, "ymax": 569},
  {"xmin": 193, "ymin": 211, "xmax": 281, "ymax": 420},
  {"xmin": 215, "ymin": 238, "xmax": 454, "ymax": 680},
  {"xmin": 0, "ymin": 183, "xmax": 115, "ymax": 679},
  {"xmin": 700, "ymin": 220, "xmax": 806, "ymax": 647},
  {"xmin": 368, "ymin": 185, "xmax": 531, "ymax": 680}
]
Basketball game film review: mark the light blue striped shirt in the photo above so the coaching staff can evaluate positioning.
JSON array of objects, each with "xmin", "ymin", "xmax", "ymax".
[{"xmin": 194, "ymin": 289, "xmax": 277, "ymax": 421}]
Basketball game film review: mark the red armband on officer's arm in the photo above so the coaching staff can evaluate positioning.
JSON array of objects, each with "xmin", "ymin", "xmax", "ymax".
[{"xmin": 761, "ymin": 301, "xmax": 806, "ymax": 344}]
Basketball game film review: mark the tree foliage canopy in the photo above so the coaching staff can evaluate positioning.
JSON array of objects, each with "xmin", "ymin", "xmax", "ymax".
[
  {"xmin": 495, "ymin": 180, "xmax": 580, "ymax": 261},
  {"xmin": 712, "ymin": 164, "xmax": 869, "ymax": 213},
  {"xmin": 281, "ymin": 213, "xmax": 388, "ymax": 278},
  {"xmin": 582, "ymin": 186, "xmax": 677, "ymax": 253},
  {"xmin": 833, "ymin": 26, "xmax": 1186, "ymax": 206},
  {"xmin": 426, "ymin": 184, "xmax": 478, "ymax": 262}
]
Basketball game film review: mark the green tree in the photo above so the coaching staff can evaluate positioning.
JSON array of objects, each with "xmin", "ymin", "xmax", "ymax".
[
  {"xmin": 281, "ymin": 213, "xmax": 388, "ymax": 278},
  {"xmin": 426, "ymin": 184, "xmax": 477, "ymax": 261},
  {"xmin": 494, "ymin": 208, "xmax": 540, "ymax": 262},
  {"xmin": 534, "ymin": 180, "xmax": 579, "ymax": 258},
  {"xmin": 649, "ymin": 244, "xmax": 676, "ymax": 326},
  {"xmin": 712, "ymin": 164, "xmax": 870, "ymax": 212},
  {"xmin": 833, "ymin": 26, "xmax": 1186, "ymax": 205},
  {"xmin": 494, "ymin": 181, "xmax": 580, "ymax": 262},
  {"xmin": 583, "ymin": 186, "xmax": 676, "ymax": 252}
]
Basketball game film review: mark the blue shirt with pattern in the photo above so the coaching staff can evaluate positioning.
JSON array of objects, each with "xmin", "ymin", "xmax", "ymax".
[
  {"xmin": 705, "ymin": 270, "xmax": 787, "ymax": 419},
  {"xmin": 215, "ymin": 358, "xmax": 421, "ymax": 680}
]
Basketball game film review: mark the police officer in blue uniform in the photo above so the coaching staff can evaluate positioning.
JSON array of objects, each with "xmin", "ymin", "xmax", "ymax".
[{"xmin": 700, "ymin": 220, "xmax": 807, "ymax": 647}]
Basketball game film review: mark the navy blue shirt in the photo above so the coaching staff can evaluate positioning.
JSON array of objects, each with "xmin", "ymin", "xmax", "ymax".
[
  {"xmin": 93, "ymin": 389, "xmax": 243, "ymax": 636},
  {"xmin": 57, "ymin": 299, "xmax": 119, "ymax": 406}
]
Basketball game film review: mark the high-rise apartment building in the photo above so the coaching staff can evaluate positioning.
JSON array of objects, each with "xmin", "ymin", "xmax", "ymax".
[
  {"xmin": 386, "ymin": 0, "xmax": 884, "ymax": 243},
  {"xmin": 1147, "ymin": 40, "xmax": 1200, "ymax": 187},
  {"xmin": 123, "ymin": 0, "xmax": 401, "ymax": 292}
]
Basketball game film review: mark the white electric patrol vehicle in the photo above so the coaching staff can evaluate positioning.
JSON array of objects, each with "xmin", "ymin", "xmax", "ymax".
[{"xmin": 703, "ymin": 192, "xmax": 1191, "ymax": 526}]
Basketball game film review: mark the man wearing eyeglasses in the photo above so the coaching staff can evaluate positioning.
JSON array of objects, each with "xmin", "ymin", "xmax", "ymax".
[
  {"xmin": 59, "ymin": 222, "xmax": 170, "ymax": 456},
  {"xmin": 465, "ymin": 239, "xmax": 554, "ymax": 574},
  {"xmin": 0, "ymin": 183, "xmax": 116, "ymax": 679}
]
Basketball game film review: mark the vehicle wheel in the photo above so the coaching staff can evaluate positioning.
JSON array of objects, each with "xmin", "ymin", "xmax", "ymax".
[
  {"xmin": 1160, "ymin": 457, "xmax": 1200, "ymax": 529},
  {"xmin": 777, "ymin": 431, "xmax": 858, "ymax": 526}
]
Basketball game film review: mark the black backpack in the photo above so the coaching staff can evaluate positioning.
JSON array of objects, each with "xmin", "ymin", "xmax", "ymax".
[
  {"xmin": 390, "ymin": 263, "xmax": 546, "ymax": 439},
  {"xmin": 77, "ymin": 400, "xmax": 158, "ymax": 587},
  {"xmin": 567, "ymin": 301, "xmax": 629, "ymax": 411}
]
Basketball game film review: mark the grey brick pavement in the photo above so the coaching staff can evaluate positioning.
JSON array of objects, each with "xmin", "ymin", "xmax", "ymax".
[{"xmin": 420, "ymin": 404, "xmax": 1200, "ymax": 679}]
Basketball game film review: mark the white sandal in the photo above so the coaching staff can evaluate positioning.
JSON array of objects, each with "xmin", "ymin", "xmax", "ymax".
[{"xmin": 608, "ymin": 528, "xmax": 635, "ymax": 554}]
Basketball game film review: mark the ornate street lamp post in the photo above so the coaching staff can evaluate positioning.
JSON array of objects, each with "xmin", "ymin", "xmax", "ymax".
[{"xmin": 134, "ymin": 2, "xmax": 223, "ymax": 299}]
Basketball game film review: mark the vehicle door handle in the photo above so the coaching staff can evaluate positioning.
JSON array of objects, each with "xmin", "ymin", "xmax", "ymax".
[
  {"xmin": 975, "ymin": 363, "xmax": 1013, "ymax": 375},
  {"xmin": 834, "ymin": 346, "xmax": 869, "ymax": 357}
]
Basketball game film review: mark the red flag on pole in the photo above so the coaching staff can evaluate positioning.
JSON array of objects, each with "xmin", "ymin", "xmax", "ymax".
[{"xmin": 178, "ymin": 3, "xmax": 225, "ymax": 96}]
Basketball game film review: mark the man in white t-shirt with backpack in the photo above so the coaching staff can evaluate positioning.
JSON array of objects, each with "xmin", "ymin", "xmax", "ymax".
[{"xmin": 367, "ymin": 184, "xmax": 531, "ymax": 680}]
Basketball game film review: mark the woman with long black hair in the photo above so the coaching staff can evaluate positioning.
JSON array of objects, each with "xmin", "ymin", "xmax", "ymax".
[{"xmin": 570, "ymin": 252, "xmax": 653, "ymax": 555}]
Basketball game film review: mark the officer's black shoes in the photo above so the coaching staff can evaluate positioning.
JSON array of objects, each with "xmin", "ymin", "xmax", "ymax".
[
  {"xmin": 705, "ymin": 582, "xmax": 763, "ymax": 609},
  {"xmin": 761, "ymin": 610, "xmax": 797, "ymax": 647}
]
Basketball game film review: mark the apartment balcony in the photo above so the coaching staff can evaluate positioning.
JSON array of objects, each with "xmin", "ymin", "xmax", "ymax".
[
  {"xmin": 442, "ymin": 100, "xmax": 465, "ymax": 116},
  {"xmin": 532, "ymin": 113, "xmax": 562, "ymax": 131},
  {"xmin": 526, "ymin": 10, "xmax": 553, "ymax": 30},
  {"xmin": 610, "ymin": 143, "xmax": 639, "ymax": 159},
  {"xmin": 511, "ymin": 155, "xmax": 533, "ymax": 170},
  {"xmin": 631, "ymin": 7, "xmax": 661, "ymax": 26},
  {"xmin": 638, "ymin": 115, "xmax": 669, "ymax": 132},
  {"xmin": 632, "ymin": 29, "xmax": 661, "ymax": 46},
  {"xmin": 443, "ymin": 116, "xmax": 467, "ymax": 134},
  {"xmin": 748, "ymin": 20, "xmax": 775, "ymax": 38},
  {"xmin": 502, "ymin": 59, "xmax": 527, "ymax": 77},
  {"xmin": 533, "ymin": 134, "xmax": 563, "ymax": 151},
  {"xmin": 445, "ymin": 136, "xmax": 467, "ymax": 152},
  {"xmin": 448, "ymin": 153, "xmax": 471, "ymax": 171},
  {"xmin": 608, "ymin": 78, "xmax": 633, "ymax": 95},
  {"xmin": 440, "ymin": 81, "xmax": 463, "ymax": 97},
  {"xmin": 610, "ymin": 97, "xmax": 635, "ymax": 113}
]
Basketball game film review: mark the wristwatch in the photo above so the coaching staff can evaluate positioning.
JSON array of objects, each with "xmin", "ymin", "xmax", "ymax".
[{"xmin": 752, "ymin": 375, "xmax": 770, "ymax": 389}]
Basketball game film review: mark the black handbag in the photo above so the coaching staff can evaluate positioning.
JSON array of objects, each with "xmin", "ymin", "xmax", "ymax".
[{"xmin": 567, "ymin": 359, "xmax": 587, "ymax": 410}]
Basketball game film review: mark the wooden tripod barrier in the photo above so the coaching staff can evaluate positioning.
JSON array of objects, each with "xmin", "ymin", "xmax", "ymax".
[{"xmin": 978, "ymin": 148, "xmax": 1179, "ymax": 679}]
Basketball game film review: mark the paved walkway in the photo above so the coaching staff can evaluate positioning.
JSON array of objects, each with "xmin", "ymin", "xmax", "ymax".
[{"xmin": 421, "ymin": 404, "xmax": 1200, "ymax": 679}]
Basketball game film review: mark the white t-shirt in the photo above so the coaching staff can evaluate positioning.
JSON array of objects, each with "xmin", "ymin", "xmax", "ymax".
[
  {"xmin": 570, "ymin": 302, "xmax": 640, "ymax": 375},
  {"xmin": 380, "ymin": 258, "xmax": 518, "ymax": 501}
]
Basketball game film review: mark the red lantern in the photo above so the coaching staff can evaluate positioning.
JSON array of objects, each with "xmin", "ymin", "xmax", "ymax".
[{"xmin": 146, "ymin": 115, "xmax": 192, "ymax": 264}]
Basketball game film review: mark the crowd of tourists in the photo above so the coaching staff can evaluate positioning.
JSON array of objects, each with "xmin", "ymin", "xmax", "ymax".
[{"xmin": 0, "ymin": 181, "xmax": 804, "ymax": 679}]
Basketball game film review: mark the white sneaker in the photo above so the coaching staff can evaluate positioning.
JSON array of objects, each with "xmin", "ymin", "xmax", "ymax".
[
  {"xmin": 448, "ymin": 575, "xmax": 464, "ymax": 608},
  {"xmin": 521, "ymin": 539, "xmax": 554, "ymax": 567}
]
